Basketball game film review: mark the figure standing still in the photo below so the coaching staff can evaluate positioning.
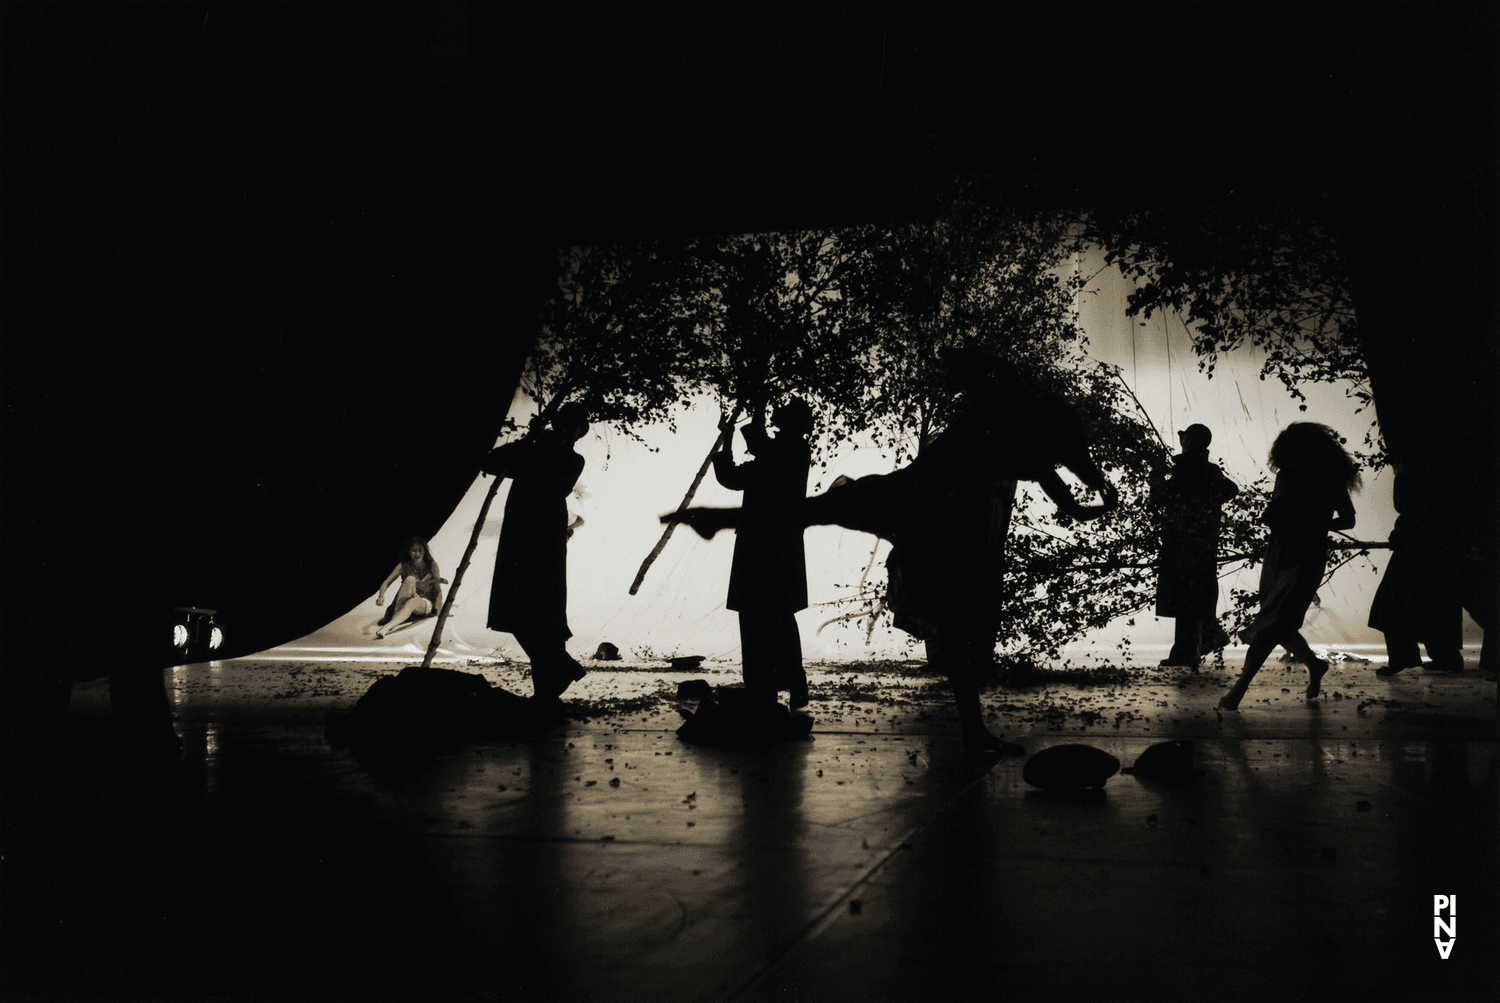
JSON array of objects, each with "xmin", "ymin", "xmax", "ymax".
[
  {"xmin": 1220, "ymin": 423, "xmax": 1360, "ymax": 710},
  {"xmin": 1150, "ymin": 423, "xmax": 1238, "ymax": 667},
  {"xmin": 484, "ymin": 404, "xmax": 591, "ymax": 702},
  {"xmin": 712, "ymin": 398, "xmax": 814, "ymax": 711}
]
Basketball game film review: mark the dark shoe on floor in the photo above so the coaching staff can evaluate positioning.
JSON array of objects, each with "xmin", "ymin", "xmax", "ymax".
[
  {"xmin": 1424, "ymin": 660, "xmax": 1465, "ymax": 673},
  {"xmin": 1376, "ymin": 663, "xmax": 1418, "ymax": 677},
  {"xmin": 781, "ymin": 669, "xmax": 810, "ymax": 709},
  {"xmin": 532, "ymin": 659, "xmax": 588, "ymax": 701}
]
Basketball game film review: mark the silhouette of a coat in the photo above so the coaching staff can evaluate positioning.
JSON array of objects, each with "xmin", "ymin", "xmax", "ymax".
[
  {"xmin": 881, "ymin": 414, "xmax": 1018, "ymax": 640},
  {"xmin": 713, "ymin": 424, "xmax": 809, "ymax": 614},
  {"xmin": 815, "ymin": 395, "xmax": 1091, "ymax": 639},
  {"xmin": 1152, "ymin": 451, "xmax": 1238, "ymax": 619},
  {"xmin": 485, "ymin": 434, "xmax": 586, "ymax": 638},
  {"xmin": 1368, "ymin": 468, "xmax": 1458, "ymax": 643}
]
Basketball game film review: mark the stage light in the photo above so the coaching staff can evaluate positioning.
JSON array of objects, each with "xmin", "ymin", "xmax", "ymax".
[{"xmin": 173, "ymin": 606, "xmax": 223, "ymax": 659}]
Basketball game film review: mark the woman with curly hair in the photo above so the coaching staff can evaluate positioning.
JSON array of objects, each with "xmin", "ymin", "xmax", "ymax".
[
  {"xmin": 1220, "ymin": 423, "xmax": 1360, "ymax": 710},
  {"xmin": 375, "ymin": 536, "xmax": 445, "ymax": 638}
]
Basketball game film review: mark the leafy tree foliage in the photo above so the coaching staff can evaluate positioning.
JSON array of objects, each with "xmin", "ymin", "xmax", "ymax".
[
  {"xmin": 1087, "ymin": 201, "xmax": 1384, "ymax": 468},
  {"xmin": 517, "ymin": 182, "xmax": 1393, "ymax": 663},
  {"xmin": 513, "ymin": 242, "xmax": 716, "ymax": 439}
]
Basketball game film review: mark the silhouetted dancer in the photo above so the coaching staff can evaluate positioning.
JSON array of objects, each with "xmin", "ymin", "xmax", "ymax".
[
  {"xmin": 482, "ymin": 404, "xmax": 591, "ymax": 702},
  {"xmin": 712, "ymin": 398, "xmax": 814, "ymax": 713},
  {"xmin": 1149, "ymin": 423, "xmax": 1239, "ymax": 667},
  {"xmin": 670, "ymin": 349, "xmax": 1119, "ymax": 755},
  {"xmin": 1370, "ymin": 457, "xmax": 1463, "ymax": 675},
  {"xmin": 1219, "ymin": 423, "xmax": 1360, "ymax": 710},
  {"xmin": 375, "ymin": 536, "xmax": 445, "ymax": 638}
]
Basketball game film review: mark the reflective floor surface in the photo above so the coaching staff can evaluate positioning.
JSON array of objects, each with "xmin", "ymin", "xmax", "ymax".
[{"xmin": 3, "ymin": 654, "xmax": 1494, "ymax": 1002}]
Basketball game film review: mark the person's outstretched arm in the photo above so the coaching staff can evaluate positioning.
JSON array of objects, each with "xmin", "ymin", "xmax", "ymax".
[
  {"xmin": 480, "ymin": 439, "xmax": 528, "ymax": 478},
  {"xmin": 1331, "ymin": 490, "xmax": 1356, "ymax": 532},
  {"xmin": 423, "ymin": 563, "xmax": 444, "ymax": 610},
  {"xmin": 740, "ymin": 399, "xmax": 771, "ymax": 456},
  {"xmin": 1215, "ymin": 466, "xmax": 1241, "ymax": 503},
  {"xmin": 713, "ymin": 450, "xmax": 754, "ymax": 491},
  {"xmin": 1034, "ymin": 468, "xmax": 1118, "ymax": 521},
  {"xmin": 713, "ymin": 412, "xmax": 753, "ymax": 491}
]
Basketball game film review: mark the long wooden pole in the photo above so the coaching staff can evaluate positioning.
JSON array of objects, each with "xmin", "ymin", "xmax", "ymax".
[
  {"xmin": 628, "ymin": 404, "xmax": 743, "ymax": 596},
  {"xmin": 419, "ymin": 463, "xmax": 509, "ymax": 669}
]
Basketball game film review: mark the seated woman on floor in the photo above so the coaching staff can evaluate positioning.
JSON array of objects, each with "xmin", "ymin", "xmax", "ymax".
[{"xmin": 375, "ymin": 536, "xmax": 447, "ymax": 638}]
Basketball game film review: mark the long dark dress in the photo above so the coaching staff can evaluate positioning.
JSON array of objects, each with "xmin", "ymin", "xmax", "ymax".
[
  {"xmin": 854, "ymin": 402, "xmax": 1045, "ymax": 750},
  {"xmin": 802, "ymin": 402, "xmax": 1043, "ymax": 646},
  {"xmin": 883, "ymin": 429, "xmax": 1017, "ymax": 643},
  {"xmin": 1241, "ymin": 472, "xmax": 1353, "ymax": 644},
  {"xmin": 1368, "ymin": 469, "xmax": 1462, "ymax": 667},
  {"xmin": 486, "ymin": 434, "xmax": 586, "ymax": 638}
]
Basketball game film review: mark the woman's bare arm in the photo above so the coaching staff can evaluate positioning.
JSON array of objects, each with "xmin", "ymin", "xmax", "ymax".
[{"xmin": 377, "ymin": 564, "xmax": 402, "ymax": 605}]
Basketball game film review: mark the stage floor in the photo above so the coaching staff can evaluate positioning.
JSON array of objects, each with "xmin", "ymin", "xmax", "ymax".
[{"xmin": 5, "ymin": 652, "xmax": 1494, "ymax": 1001}]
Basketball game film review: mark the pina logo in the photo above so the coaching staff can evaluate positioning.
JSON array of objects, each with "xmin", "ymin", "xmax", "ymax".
[{"xmin": 1433, "ymin": 895, "xmax": 1457, "ymax": 959}]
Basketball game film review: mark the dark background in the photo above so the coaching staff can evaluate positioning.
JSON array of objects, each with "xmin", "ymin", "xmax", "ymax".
[{"xmin": 2, "ymin": 1, "xmax": 1495, "ymax": 664}]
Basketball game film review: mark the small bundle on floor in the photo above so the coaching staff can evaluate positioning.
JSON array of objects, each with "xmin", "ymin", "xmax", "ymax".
[
  {"xmin": 675, "ymin": 685, "xmax": 814, "ymax": 747},
  {"xmin": 1022, "ymin": 744, "xmax": 1121, "ymax": 790},
  {"xmin": 325, "ymin": 666, "xmax": 543, "ymax": 750},
  {"xmin": 1120, "ymin": 740, "xmax": 1202, "ymax": 784}
]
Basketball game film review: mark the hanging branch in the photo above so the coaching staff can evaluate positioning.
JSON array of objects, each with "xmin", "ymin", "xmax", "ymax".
[
  {"xmin": 1049, "ymin": 537, "xmax": 1391, "ymax": 571},
  {"xmin": 1108, "ymin": 362, "xmax": 1171, "ymax": 453}
]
